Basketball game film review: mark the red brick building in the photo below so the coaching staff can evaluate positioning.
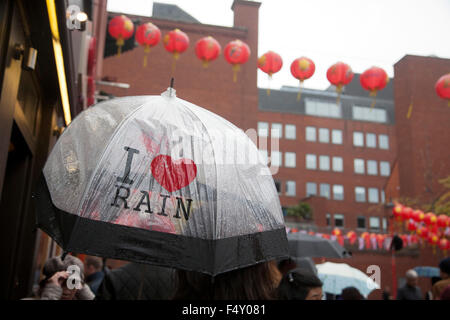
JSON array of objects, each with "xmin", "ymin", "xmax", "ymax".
[{"xmin": 98, "ymin": 1, "xmax": 449, "ymax": 299}]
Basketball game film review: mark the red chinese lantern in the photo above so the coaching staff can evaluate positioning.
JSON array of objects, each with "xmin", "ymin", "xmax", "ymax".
[
  {"xmin": 402, "ymin": 207, "xmax": 413, "ymax": 221},
  {"xmin": 108, "ymin": 15, "xmax": 135, "ymax": 56},
  {"xmin": 136, "ymin": 22, "xmax": 161, "ymax": 67},
  {"xmin": 376, "ymin": 234, "xmax": 385, "ymax": 249},
  {"xmin": 437, "ymin": 214, "xmax": 449, "ymax": 228},
  {"xmin": 195, "ymin": 36, "xmax": 221, "ymax": 68},
  {"xmin": 258, "ymin": 51, "xmax": 283, "ymax": 95},
  {"xmin": 290, "ymin": 57, "xmax": 315, "ymax": 101},
  {"xmin": 439, "ymin": 238, "xmax": 449, "ymax": 255},
  {"xmin": 411, "ymin": 210, "xmax": 425, "ymax": 223},
  {"xmin": 163, "ymin": 29, "xmax": 189, "ymax": 73},
  {"xmin": 326, "ymin": 62, "xmax": 354, "ymax": 105},
  {"xmin": 392, "ymin": 204, "xmax": 403, "ymax": 220},
  {"xmin": 428, "ymin": 232, "xmax": 439, "ymax": 254},
  {"xmin": 417, "ymin": 226, "xmax": 429, "ymax": 239},
  {"xmin": 435, "ymin": 73, "xmax": 450, "ymax": 107},
  {"xmin": 361, "ymin": 232, "xmax": 371, "ymax": 249},
  {"xmin": 346, "ymin": 231, "xmax": 357, "ymax": 245},
  {"xmin": 224, "ymin": 39, "xmax": 251, "ymax": 82},
  {"xmin": 332, "ymin": 228, "xmax": 342, "ymax": 237},
  {"xmin": 360, "ymin": 66, "xmax": 389, "ymax": 108},
  {"xmin": 424, "ymin": 212, "xmax": 437, "ymax": 226},
  {"xmin": 407, "ymin": 220, "xmax": 417, "ymax": 232}
]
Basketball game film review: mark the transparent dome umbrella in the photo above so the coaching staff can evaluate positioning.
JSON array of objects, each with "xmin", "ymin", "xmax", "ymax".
[{"xmin": 34, "ymin": 88, "xmax": 288, "ymax": 276}]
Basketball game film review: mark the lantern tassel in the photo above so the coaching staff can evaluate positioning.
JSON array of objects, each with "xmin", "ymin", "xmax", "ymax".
[
  {"xmin": 406, "ymin": 102, "xmax": 413, "ymax": 119},
  {"xmin": 297, "ymin": 80, "xmax": 304, "ymax": 101},
  {"xmin": 202, "ymin": 60, "xmax": 209, "ymax": 68},
  {"xmin": 116, "ymin": 37, "xmax": 124, "ymax": 56},
  {"xmin": 143, "ymin": 45, "xmax": 150, "ymax": 68},
  {"xmin": 171, "ymin": 52, "xmax": 180, "ymax": 75},
  {"xmin": 336, "ymin": 84, "xmax": 343, "ymax": 106},
  {"xmin": 267, "ymin": 73, "xmax": 272, "ymax": 96},
  {"xmin": 370, "ymin": 90, "xmax": 378, "ymax": 109},
  {"xmin": 232, "ymin": 64, "xmax": 240, "ymax": 83}
]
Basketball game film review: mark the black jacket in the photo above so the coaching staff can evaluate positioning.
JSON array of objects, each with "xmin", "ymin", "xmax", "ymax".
[{"xmin": 95, "ymin": 262, "xmax": 175, "ymax": 300}]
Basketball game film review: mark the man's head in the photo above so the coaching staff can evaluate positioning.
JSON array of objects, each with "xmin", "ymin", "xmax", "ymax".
[
  {"xmin": 438, "ymin": 257, "xmax": 450, "ymax": 279},
  {"xmin": 84, "ymin": 256, "xmax": 103, "ymax": 277},
  {"xmin": 277, "ymin": 268, "xmax": 323, "ymax": 300},
  {"xmin": 405, "ymin": 269, "xmax": 419, "ymax": 287}
]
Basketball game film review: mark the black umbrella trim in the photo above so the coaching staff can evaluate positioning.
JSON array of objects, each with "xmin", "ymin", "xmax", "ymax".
[{"xmin": 34, "ymin": 175, "xmax": 289, "ymax": 276}]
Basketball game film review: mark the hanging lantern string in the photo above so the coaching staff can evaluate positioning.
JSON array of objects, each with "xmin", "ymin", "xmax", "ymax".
[
  {"xmin": 117, "ymin": 36, "xmax": 124, "ymax": 56},
  {"xmin": 232, "ymin": 64, "xmax": 240, "ymax": 83},
  {"xmin": 297, "ymin": 80, "xmax": 304, "ymax": 101},
  {"xmin": 143, "ymin": 45, "xmax": 150, "ymax": 68},
  {"xmin": 266, "ymin": 73, "xmax": 272, "ymax": 96},
  {"xmin": 336, "ymin": 84, "xmax": 343, "ymax": 106},
  {"xmin": 370, "ymin": 90, "xmax": 378, "ymax": 109},
  {"xmin": 171, "ymin": 52, "xmax": 180, "ymax": 76}
]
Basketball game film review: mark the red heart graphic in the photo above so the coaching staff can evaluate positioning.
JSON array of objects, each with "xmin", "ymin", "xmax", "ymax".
[{"xmin": 150, "ymin": 155, "xmax": 197, "ymax": 192}]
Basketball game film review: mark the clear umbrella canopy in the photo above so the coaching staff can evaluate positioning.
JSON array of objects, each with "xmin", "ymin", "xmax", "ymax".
[{"xmin": 36, "ymin": 88, "xmax": 288, "ymax": 276}]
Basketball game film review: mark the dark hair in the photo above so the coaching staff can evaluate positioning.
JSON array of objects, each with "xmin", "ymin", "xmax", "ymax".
[
  {"xmin": 277, "ymin": 258, "xmax": 297, "ymax": 276},
  {"xmin": 172, "ymin": 260, "xmax": 281, "ymax": 300},
  {"xmin": 85, "ymin": 256, "xmax": 103, "ymax": 271},
  {"xmin": 277, "ymin": 268, "xmax": 322, "ymax": 300},
  {"xmin": 438, "ymin": 257, "xmax": 450, "ymax": 275},
  {"xmin": 341, "ymin": 287, "xmax": 364, "ymax": 300}
]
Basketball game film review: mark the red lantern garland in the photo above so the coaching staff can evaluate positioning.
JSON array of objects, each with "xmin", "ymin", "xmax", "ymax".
[
  {"xmin": 258, "ymin": 51, "xmax": 283, "ymax": 95},
  {"xmin": 136, "ymin": 22, "xmax": 161, "ymax": 67},
  {"xmin": 290, "ymin": 57, "xmax": 315, "ymax": 101},
  {"xmin": 435, "ymin": 73, "xmax": 450, "ymax": 107},
  {"xmin": 163, "ymin": 28, "xmax": 189, "ymax": 73},
  {"xmin": 326, "ymin": 62, "xmax": 354, "ymax": 105},
  {"xmin": 195, "ymin": 36, "xmax": 221, "ymax": 68},
  {"xmin": 439, "ymin": 238, "xmax": 449, "ymax": 256},
  {"xmin": 224, "ymin": 39, "xmax": 251, "ymax": 83},
  {"xmin": 360, "ymin": 66, "xmax": 389, "ymax": 108},
  {"xmin": 424, "ymin": 212, "xmax": 437, "ymax": 226},
  {"xmin": 108, "ymin": 15, "xmax": 135, "ymax": 56}
]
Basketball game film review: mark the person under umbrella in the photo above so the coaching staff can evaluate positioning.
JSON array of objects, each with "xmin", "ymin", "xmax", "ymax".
[
  {"xmin": 34, "ymin": 86, "xmax": 289, "ymax": 298},
  {"xmin": 277, "ymin": 268, "xmax": 323, "ymax": 300},
  {"xmin": 397, "ymin": 269, "xmax": 422, "ymax": 300}
]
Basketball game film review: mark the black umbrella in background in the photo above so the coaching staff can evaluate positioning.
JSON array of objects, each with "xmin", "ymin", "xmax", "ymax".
[{"xmin": 288, "ymin": 232, "xmax": 351, "ymax": 259}]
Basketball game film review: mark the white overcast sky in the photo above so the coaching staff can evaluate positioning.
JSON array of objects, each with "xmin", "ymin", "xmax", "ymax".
[{"xmin": 107, "ymin": 0, "xmax": 450, "ymax": 90}]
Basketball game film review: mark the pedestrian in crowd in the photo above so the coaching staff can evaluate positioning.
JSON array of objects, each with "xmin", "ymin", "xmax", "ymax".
[
  {"xmin": 277, "ymin": 258, "xmax": 297, "ymax": 276},
  {"xmin": 24, "ymin": 255, "xmax": 94, "ymax": 300},
  {"xmin": 96, "ymin": 262, "xmax": 175, "ymax": 300},
  {"xmin": 439, "ymin": 284, "xmax": 450, "ymax": 300},
  {"xmin": 340, "ymin": 287, "xmax": 364, "ymax": 300},
  {"xmin": 396, "ymin": 269, "xmax": 422, "ymax": 300},
  {"xmin": 277, "ymin": 268, "xmax": 323, "ymax": 300},
  {"xmin": 432, "ymin": 257, "xmax": 450, "ymax": 300},
  {"xmin": 424, "ymin": 276, "xmax": 441, "ymax": 300},
  {"xmin": 172, "ymin": 260, "xmax": 282, "ymax": 300},
  {"xmin": 84, "ymin": 255, "xmax": 105, "ymax": 296},
  {"xmin": 382, "ymin": 286, "xmax": 393, "ymax": 300}
]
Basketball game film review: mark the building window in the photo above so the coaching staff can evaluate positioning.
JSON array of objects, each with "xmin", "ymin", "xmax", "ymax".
[
  {"xmin": 367, "ymin": 160, "xmax": 378, "ymax": 175},
  {"xmin": 332, "ymin": 157, "xmax": 343, "ymax": 172},
  {"xmin": 333, "ymin": 185, "xmax": 344, "ymax": 200},
  {"xmin": 305, "ymin": 126, "xmax": 316, "ymax": 142},
  {"xmin": 368, "ymin": 188, "xmax": 379, "ymax": 203},
  {"xmin": 271, "ymin": 151, "xmax": 282, "ymax": 167},
  {"xmin": 334, "ymin": 214, "xmax": 344, "ymax": 228},
  {"xmin": 305, "ymin": 99, "xmax": 342, "ymax": 118},
  {"xmin": 306, "ymin": 154, "xmax": 317, "ymax": 170},
  {"xmin": 354, "ymin": 158, "xmax": 365, "ymax": 174},
  {"xmin": 306, "ymin": 182, "xmax": 317, "ymax": 196},
  {"xmin": 366, "ymin": 133, "xmax": 377, "ymax": 148},
  {"xmin": 352, "ymin": 105, "xmax": 387, "ymax": 123},
  {"xmin": 380, "ymin": 161, "xmax": 390, "ymax": 176},
  {"xmin": 379, "ymin": 134, "xmax": 389, "ymax": 150},
  {"xmin": 319, "ymin": 128, "xmax": 330, "ymax": 143},
  {"xmin": 353, "ymin": 131, "xmax": 364, "ymax": 147},
  {"xmin": 382, "ymin": 218, "xmax": 388, "ymax": 232},
  {"xmin": 319, "ymin": 155, "xmax": 330, "ymax": 171},
  {"xmin": 274, "ymin": 180, "xmax": 281, "ymax": 194},
  {"xmin": 285, "ymin": 152, "xmax": 296, "ymax": 168},
  {"xmin": 285, "ymin": 124, "xmax": 296, "ymax": 140},
  {"xmin": 320, "ymin": 183, "xmax": 331, "ymax": 199},
  {"xmin": 369, "ymin": 217, "xmax": 380, "ymax": 231},
  {"xmin": 286, "ymin": 181, "xmax": 296, "ymax": 196},
  {"xmin": 332, "ymin": 129, "xmax": 343, "ymax": 144},
  {"xmin": 259, "ymin": 149, "xmax": 268, "ymax": 165},
  {"xmin": 326, "ymin": 213, "xmax": 331, "ymax": 227},
  {"xmin": 355, "ymin": 186, "xmax": 366, "ymax": 202},
  {"xmin": 357, "ymin": 216, "xmax": 366, "ymax": 229},
  {"xmin": 271, "ymin": 123, "xmax": 282, "ymax": 139},
  {"xmin": 381, "ymin": 190, "xmax": 385, "ymax": 203},
  {"xmin": 258, "ymin": 122, "xmax": 268, "ymax": 137}
]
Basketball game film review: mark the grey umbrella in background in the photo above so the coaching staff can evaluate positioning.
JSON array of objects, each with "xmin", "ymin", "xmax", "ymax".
[
  {"xmin": 291, "ymin": 257, "xmax": 318, "ymax": 275},
  {"xmin": 288, "ymin": 232, "xmax": 351, "ymax": 259}
]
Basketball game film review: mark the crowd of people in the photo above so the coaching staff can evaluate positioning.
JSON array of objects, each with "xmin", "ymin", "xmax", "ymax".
[{"xmin": 25, "ymin": 254, "xmax": 450, "ymax": 300}]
